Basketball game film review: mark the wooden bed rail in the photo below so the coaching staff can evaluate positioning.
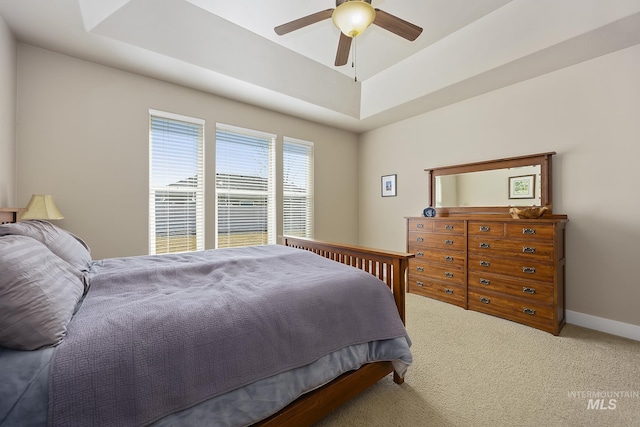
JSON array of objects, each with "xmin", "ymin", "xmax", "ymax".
[{"xmin": 281, "ymin": 235, "xmax": 414, "ymax": 325}]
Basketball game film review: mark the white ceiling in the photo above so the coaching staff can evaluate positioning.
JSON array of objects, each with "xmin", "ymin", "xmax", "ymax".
[{"xmin": 1, "ymin": 0, "xmax": 640, "ymax": 133}]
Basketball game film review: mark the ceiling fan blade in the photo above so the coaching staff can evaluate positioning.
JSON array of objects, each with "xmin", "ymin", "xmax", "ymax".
[
  {"xmin": 373, "ymin": 9, "xmax": 423, "ymax": 41},
  {"xmin": 274, "ymin": 9, "xmax": 334, "ymax": 35},
  {"xmin": 334, "ymin": 33, "xmax": 352, "ymax": 66}
]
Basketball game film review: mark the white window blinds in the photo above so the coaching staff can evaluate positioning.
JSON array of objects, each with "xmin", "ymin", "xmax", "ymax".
[
  {"xmin": 149, "ymin": 110, "xmax": 204, "ymax": 254},
  {"xmin": 215, "ymin": 124, "xmax": 276, "ymax": 248},
  {"xmin": 283, "ymin": 138, "xmax": 314, "ymax": 238}
]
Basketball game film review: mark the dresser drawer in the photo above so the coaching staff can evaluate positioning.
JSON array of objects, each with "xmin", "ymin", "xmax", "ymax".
[
  {"xmin": 467, "ymin": 221, "xmax": 505, "ymax": 237},
  {"xmin": 468, "ymin": 290, "xmax": 554, "ymax": 328},
  {"xmin": 409, "ymin": 262, "xmax": 465, "ymax": 285},
  {"xmin": 408, "ymin": 278, "xmax": 465, "ymax": 307},
  {"xmin": 411, "ymin": 249, "xmax": 465, "ymax": 268},
  {"xmin": 408, "ymin": 233, "xmax": 465, "ymax": 252},
  {"xmin": 467, "ymin": 271, "xmax": 554, "ymax": 303},
  {"xmin": 468, "ymin": 254, "xmax": 554, "ymax": 282},
  {"xmin": 432, "ymin": 220, "xmax": 465, "ymax": 235},
  {"xmin": 506, "ymin": 223, "xmax": 554, "ymax": 241},
  {"xmin": 468, "ymin": 236, "xmax": 554, "ymax": 259},
  {"xmin": 407, "ymin": 218, "xmax": 466, "ymax": 235},
  {"xmin": 407, "ymin": 218, "xmax": 434, "ymax": 232}
]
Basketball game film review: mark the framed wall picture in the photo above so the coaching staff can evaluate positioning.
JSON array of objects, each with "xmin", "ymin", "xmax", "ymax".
[
  {"xmin": 509, "ymin": 174, "xmax": 536, "ymax": 199},
  {"xmin": 381, "ymin": 174, "xmax": 397, "ymax": 197}
]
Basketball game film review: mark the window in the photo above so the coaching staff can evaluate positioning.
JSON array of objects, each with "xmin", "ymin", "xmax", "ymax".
[
  {"xmin": 283, "ymin": 138, "xmax": 314, "ymax": 238},
  {"xmin": 149, "ymin": 110, "xmax": 204, "ymax": 254},
  {"xmin": 215, "ymin": 124, "xmax": 276, "ymax": 248}
]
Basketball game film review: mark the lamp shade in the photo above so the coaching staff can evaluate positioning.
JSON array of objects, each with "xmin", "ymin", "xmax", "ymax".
[
  {"xmin": 332, "ymin": 0, "xmax": 376, "ymax": 37},
  {"xmin": 20, "ymin": 195, "xmax": 64, "ymax": 220}
]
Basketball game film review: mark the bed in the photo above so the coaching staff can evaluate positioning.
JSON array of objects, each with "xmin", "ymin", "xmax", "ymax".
[{"xmin": 0, "ymin": 217, "xmax": 413, "ymax": 427}]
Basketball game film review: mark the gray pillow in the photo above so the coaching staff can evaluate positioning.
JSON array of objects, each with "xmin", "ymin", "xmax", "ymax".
[
  {"xmin": 0, "ymin": 220, "xmax": 91, "ymax": 272},
  {"xmin": 0, "ymin": 235, "xmax": 85, "ymax": 350}
]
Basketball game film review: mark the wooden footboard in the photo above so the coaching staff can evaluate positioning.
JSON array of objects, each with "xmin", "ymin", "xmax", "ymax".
[
  {"xmin": 258, "ymin": 236, "xmax": 414, "ymax": 427},
  {"xmin": 282, "ymin": 235, "xmax": 413, "ymax": 325}
]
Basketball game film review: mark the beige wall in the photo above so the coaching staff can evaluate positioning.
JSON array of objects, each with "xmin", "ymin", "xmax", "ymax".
[
  {"xmin": 358, "ymin": 44, "xmax": 640, "ymax": 327},
  {"xmin": 12, "ymin": 39, "xmax": 640, "ymax": 329},
  {"xmin": 16, "ymin": 45, "xmax": 359, "ymax": 259},
  {"xmin": 0, "ymin": 15, "xmax": 16, "ymax": 207}
]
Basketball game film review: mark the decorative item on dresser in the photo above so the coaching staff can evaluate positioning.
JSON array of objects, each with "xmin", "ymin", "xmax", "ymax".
[{"xmin": 407, "ymin": 152, "xmax": 568, "ymax": 335}]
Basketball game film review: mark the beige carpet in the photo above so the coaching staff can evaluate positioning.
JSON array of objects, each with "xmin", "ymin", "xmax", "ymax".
[{"xmin": 316, "ymin": 293, "xmax": 640, "ymax": 427}]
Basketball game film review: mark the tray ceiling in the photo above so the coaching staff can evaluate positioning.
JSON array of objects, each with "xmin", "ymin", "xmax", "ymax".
[{"xmin": 1, "ymin": 0, "xmax": 640, "ymax": 132}]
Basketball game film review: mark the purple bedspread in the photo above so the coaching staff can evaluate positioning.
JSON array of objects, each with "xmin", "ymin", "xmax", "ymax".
[{"xmin": 49, "ymin": 244, "xmax": 409, "ymax": 426}]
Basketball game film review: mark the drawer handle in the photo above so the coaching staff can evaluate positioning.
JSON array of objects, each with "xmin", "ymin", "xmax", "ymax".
[
  {"xmin": 417, "ymin": 223, "xmax": 424, "ymax": 228},
  {"xmin": 523, "ymin": 307, "xmax": 536, "ymax": 315},
  {"xmin": 445, "ymin": 288, "xmax": 454, "ymax": 295},
  {"xmin": 417, "ymin": 266, "xmax": 424, "ymax": 272},
  {"xmin": 480, "ymin": 261, "xmax": 490, "ymax": 267},
  {"xmin": 416, "ymin": 281, "xmax": 424, "ymax": 287},
  {"xmin": 479, "ymin": 242, "xmax": 490, "ymax": 249},
  {"xmin": 416, "ymin": 251, "xmax": 424, "ymax": 257},
  {"xmin": 523, "ymin": 267, "xmax": 536, "ymax": 274},
  {"xmin": 523, "ymin": 287, "xmax": 536, "ymax": 294},
  {"xmin": 523, "ymin": 228, "xmax": 536, "ymax": 235},
  {"xmin": 479, "ymin": 278, "xmax": 491, "ymax": 285},
  {"xmin": 417, "ymin": 237, "xmax": 424, "ymax": 242},
  {"xmin": 444, "ymin": 225, "xmax": 454, "ymax": 230},
  {"xmin": 479, "ymin": 226, "xmax": 490, "ymax": 232},
  {"xmin": 445, "ymin": 272, "xmax": 454, "ymax": 278},
  {"xmin": 523, "ymin": 247, "xmax": 536, "ymax": 254},
  {"xmin": 480, "ymin": 297, "xmax": 490, "ymax": 304},
  {"xmin": 445, "ymin": 256, "xmax": 454, "ymax": 262},
  {"xmin": 445, "ymin": 239, "xmax": 454, "ymax": 245}
]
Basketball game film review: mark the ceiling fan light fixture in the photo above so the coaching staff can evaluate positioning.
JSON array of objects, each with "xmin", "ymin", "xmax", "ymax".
[{"xmin": 332, "ymin": 0, "xmax": 376, "ymax": 38}]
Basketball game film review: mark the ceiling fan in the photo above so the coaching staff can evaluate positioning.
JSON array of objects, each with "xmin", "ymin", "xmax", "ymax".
[{"xmin": 274, "ymin": 0, "xmax": 423, "ymax": 67}]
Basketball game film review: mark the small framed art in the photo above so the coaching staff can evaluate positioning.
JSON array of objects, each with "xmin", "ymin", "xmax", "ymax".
[
  {"xmin": 381, "ymin": 174, "xmax": 397, "ymax": 197},
  {"xmin": 509, "ymin": 174, "xmax": 536, "ymax": 199}
]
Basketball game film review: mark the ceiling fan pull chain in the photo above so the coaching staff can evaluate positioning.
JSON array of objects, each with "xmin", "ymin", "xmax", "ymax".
[{"xmin": 353, "ymin": 36, "xmax": 358, "ymax": 82}]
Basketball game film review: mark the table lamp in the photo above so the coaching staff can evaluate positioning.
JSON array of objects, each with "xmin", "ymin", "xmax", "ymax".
[{"xmin": 20, "ymin": 194, "xmax": 64, "ymax": 220}]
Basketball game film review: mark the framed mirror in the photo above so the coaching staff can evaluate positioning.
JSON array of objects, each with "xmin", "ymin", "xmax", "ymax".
[{"xmin": 426, "ymin": 152, "xmax": 555, "ymax": 216}]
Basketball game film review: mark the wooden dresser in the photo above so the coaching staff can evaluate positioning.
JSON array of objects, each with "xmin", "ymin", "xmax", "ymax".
[{"xmin": 407, "ymin": 217, "xmax": 567, "ymax": 335}]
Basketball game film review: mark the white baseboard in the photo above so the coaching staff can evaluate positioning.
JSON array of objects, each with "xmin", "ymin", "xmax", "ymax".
[{"xmin": 566, "ymin": 310, "xmax": 640, "ymax": 342}]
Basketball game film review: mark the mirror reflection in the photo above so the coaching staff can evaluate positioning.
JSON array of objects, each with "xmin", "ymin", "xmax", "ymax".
[{"xmin": 435, "ymin": 165, "xmax": 541, "ymax": 208}]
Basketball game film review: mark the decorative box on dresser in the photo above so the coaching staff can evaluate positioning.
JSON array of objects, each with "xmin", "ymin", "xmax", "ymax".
[{"xmin": 411, "ymin": 151, "xmax": 569, "ymax": 335}]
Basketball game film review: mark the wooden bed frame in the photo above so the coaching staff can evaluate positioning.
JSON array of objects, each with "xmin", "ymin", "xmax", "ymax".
[
  {"xmin": 255, "ymin": 236, "xmax": 414, "ymax": 426},
  {"xmin": 2, "ymin": 211, "xmax": 412, "ymax": 426}
]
